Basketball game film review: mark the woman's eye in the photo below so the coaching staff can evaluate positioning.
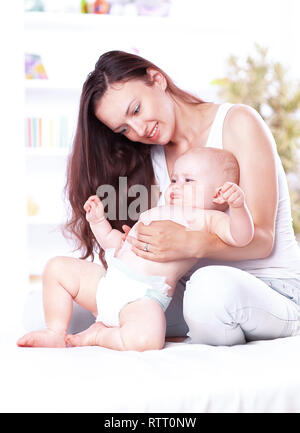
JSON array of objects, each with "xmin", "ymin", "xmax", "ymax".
[
  {"xmin": 133, "ymin": 103, "xmax": 140, "ymax": 115},
  {"xmin": 185, "ymin": 178, "xmax": 194, "ymax": 183},
  {"xmin": 118, "ymin": 104, "xmax": 140, "ymax": 134},
  {"xmin": 120, "ymin": 126, "xmax": 128, "ymax": 135}
]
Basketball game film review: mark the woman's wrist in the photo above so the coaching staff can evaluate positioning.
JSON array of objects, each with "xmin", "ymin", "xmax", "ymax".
[
  {"xmin": 186, "ymin": 230, "xmax": 205, "ymax": 259},
  {"xmin": 186, "ymin": 230, "xmax": 222, "ymax": 259}
]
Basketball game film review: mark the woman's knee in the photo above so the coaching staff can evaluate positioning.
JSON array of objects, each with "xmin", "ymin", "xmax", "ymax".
[
  {"xmin": 183, "ymin": 266, "xmax": 250, "ymax": 322},
  {"xmin": 183, "ymin": 266, "xmax": 249, "ymax": 345},
  {"xmin": 185, "ymin": 266, "xmax": 240, "ymax": 302}
]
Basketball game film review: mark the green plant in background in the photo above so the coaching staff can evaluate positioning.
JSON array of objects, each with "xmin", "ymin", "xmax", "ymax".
[{"xmin": 212, "ymin": 44, "xmax": 300, "ymax": 234}]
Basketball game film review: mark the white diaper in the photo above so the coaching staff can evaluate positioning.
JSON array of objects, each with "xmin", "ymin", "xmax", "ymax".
[{"xmin": 96, "ymin": 248, "xmax": 172, "ymax": 327}]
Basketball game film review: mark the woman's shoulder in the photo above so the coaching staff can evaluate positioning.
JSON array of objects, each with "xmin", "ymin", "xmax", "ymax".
[
  {"xmin": 223, "ymin": 103, "xmax": 272, "ymax": 152},
  {"xmin": 225, "ymin": 103, "xmax": 262, "ymax": 126}
]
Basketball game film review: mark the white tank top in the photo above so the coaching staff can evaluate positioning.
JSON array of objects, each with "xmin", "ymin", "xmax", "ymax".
[{"xmin": 151, "ymin": 103, "xmax": 300, "ymax": 279}]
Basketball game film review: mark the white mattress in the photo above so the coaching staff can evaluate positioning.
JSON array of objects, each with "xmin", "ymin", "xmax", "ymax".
[{"xmin": 1, "ymin": 331, "xmax": 300, "ymax": 413}]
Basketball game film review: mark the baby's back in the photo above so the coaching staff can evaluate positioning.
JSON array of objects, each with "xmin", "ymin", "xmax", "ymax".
[{"xmin": 116, "ymin": 205, "xmax": 205, "ymax": 292}]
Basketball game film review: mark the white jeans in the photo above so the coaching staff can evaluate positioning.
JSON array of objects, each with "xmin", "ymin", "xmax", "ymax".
[{"xmin": 165, "ymin": 266, "xmax": 300, "ymax": 345}]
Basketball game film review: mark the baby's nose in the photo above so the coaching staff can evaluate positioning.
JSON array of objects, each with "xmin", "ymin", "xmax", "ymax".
[{"xmin": 170, "ymin": 183, "xmax": 181, "ymax": 192}]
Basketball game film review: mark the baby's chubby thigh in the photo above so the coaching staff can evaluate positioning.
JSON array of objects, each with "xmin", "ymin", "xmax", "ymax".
[
  {"xmin": 44, "ymin": 255, "xmax": 105, "ymax": 316},
  {"xmin": 119, "ymin": 298, "xmax": 166, "ymax": 350}
]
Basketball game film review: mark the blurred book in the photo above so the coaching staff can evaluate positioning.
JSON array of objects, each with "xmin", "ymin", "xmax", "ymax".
[
  {"xmin": 24, "ymin": 0, "xmax": 45, "ymax": 12},
  {"xmin": 27, "ymin": 196, "xmax": 40, "ymax": 217},
  {"xmin": 25, "ymin": 53, "xmax": 48, "ymax": 80},
  {"xmin": 25, "ymin": 116, "xmax": 74, "ymax": 149}
]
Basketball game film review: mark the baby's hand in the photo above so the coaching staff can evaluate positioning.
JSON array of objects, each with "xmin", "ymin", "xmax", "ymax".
[
  {"xmin": 84, "ymin": 195, "xmax": 105, "ymax": 224},
  {"xmin": 121, "ymin": 225, "xmax": 131, "ymax": 242},
  {"xmin": 213, "ymin": 182, "xmax": 245, "ymax": 208}
]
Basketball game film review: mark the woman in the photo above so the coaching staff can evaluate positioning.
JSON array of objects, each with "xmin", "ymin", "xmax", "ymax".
[{"xmin": 20, "ymin": 50, "xmax": 300, "ymax": 348}]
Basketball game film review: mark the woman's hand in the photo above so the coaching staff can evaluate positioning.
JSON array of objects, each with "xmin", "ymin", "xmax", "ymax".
[{"xmin": 127, "ymin": 220, "xmax": 197, "ymax": 262}]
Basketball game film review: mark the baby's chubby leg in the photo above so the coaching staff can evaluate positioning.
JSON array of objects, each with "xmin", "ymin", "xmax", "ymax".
[
  {"xmin": 66, "ymin": 298, "xmax": 166, "ymax": 351},
  {"xmin": 17, "ymin": 256, "xmax": 105, "ymax": 348}
]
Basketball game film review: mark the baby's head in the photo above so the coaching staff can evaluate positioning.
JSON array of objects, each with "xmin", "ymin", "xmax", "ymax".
[{"xmin": 165, "ymin": 147, "xmax": 239, "ymax": 210}]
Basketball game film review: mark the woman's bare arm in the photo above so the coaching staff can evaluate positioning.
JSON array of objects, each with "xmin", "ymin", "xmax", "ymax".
[{"xmin": 221, "ymin": 104, "xmax": 277, "ymax": 257}]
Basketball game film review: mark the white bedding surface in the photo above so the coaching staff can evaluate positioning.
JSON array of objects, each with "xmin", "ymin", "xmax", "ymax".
[{"xmin": 1, "ymin": 331, "xmax": 300, "ymax": 413}]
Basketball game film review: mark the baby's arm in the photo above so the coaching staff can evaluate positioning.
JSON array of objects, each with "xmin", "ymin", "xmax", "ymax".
[
  {"xmin": 84, "ymin": 195, "xmax": 123, "ymax": 250},
  {"xmin": 211, "ymin": 182, "xmax": 254, "ymax": 247}
]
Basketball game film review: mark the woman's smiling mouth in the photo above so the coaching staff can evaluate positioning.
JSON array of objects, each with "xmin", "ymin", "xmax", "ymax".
[{"xmin": 147, "ymin": 122, "xmax": 159, "ymax": 140}]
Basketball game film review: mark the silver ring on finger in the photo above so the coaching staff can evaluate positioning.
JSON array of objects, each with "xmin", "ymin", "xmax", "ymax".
[{"xmin": 143, "ymin": 243, "xmax": 149, "ymax": 252}]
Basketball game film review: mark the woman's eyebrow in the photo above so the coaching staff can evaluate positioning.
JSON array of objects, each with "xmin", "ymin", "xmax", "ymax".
[{"xmin": 113, "ymin": 99, "xmax": 134, "ymax": 132}]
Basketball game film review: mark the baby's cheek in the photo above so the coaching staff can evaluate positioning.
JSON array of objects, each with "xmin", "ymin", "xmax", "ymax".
[
  {"xmin": 164, "ymin": 186, "xmax": 172, "ymax": 203},
  {"xmin": 189, "ymin": 185, "xmax": 205, "ymax": 208},
  {"xmin": 181, "ymin": 185, "xmax": 193, "ymax": 204}
]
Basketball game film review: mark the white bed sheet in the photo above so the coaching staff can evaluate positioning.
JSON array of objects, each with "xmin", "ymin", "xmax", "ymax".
[{"xmin": 1, "ymin": 331, "xmax": 300, "ymax": 413}]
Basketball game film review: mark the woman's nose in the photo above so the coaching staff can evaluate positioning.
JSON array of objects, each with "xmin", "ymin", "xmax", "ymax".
[{"xmin": 129, "ymin": 119, "xmax": 146, "ymax": 137}]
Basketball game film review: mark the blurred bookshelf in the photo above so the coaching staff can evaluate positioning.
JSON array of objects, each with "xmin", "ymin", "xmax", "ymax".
[
  {"xmin": 25, "ymin": 148, "xmax": 70, "ymax": 156},
  {"xmin": 24, "ymin": 10, "xmax": 170, "ymax": 30},
  {"xmin": 25, "ymin": 11, "xmax": 81, "ymax": 278},
  {"xmin": 25, "ymin": 79, "xmax": 80, "ymax": 91},
  {"xmin": 24, "ymin": 8, "xmax": 176, "ymax": 278}
]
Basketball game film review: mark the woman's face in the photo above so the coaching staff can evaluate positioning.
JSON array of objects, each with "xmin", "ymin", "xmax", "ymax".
[{"xmin": 94, "ymin": 70, "xmax": 175, "ymax": 145}]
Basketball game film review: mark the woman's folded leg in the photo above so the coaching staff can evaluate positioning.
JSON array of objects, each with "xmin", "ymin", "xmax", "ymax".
[{"xmin": 183, "ymin": 265, "xmax": 300, "ymax": 346}]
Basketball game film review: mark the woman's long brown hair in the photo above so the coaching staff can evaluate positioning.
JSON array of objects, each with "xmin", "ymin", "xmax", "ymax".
[{"xmin": 63, "ymin": 50, "xmax": 204, "ymax": 265}]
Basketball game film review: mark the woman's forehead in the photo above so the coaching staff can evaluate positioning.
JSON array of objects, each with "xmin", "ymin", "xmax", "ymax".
[
  {"xmin": 103, "ymin": 79, "xmax": 146, "ymax": 103},
  {"xmin": 94, "ymin": 79, "xmax": 144, "ymax": 124}
]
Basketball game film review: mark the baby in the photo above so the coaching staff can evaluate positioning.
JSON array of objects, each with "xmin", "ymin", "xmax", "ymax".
[
  {"xmin": 18, "ymin": 147, "xmax": 253, "ymax": 351},
  {"xmin": 65, "ymin": 147, "xmax": 253, "ymax": 350}
]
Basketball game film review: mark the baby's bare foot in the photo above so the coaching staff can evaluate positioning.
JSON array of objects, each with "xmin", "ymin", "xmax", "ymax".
[
  {"xmin": 17, "ymin": 329, "xmax": 67, "ymax": 348},
  {"xmin": 66, "ymin": 322, "xmax": 106, "ymax": 347}
]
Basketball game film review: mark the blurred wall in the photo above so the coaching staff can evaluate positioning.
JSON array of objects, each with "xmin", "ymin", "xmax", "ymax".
[
  {"xmin": 0, "ymin": 0, "xmax": 28, "ymax": 334},
  {"xmin": 25, "ymin": 0, "xmax": 300, "ymax": 103}
]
